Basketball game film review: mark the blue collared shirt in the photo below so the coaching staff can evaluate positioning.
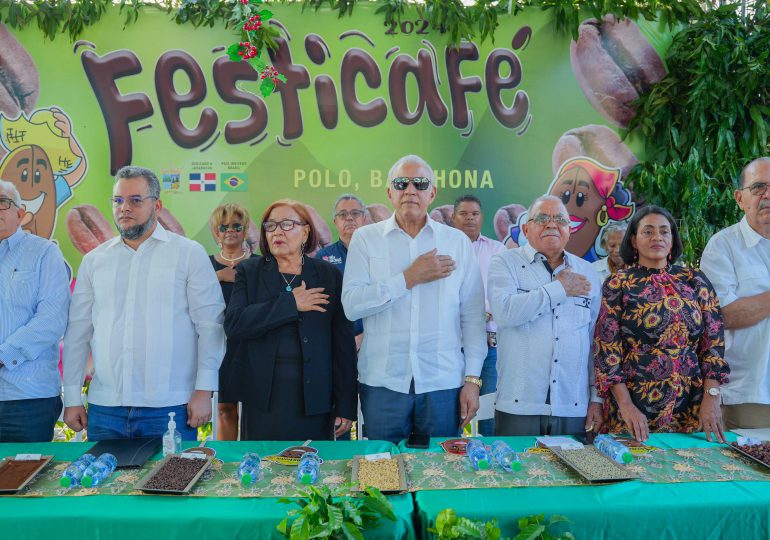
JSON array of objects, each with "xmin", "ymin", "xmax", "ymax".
[
  {"xmin": 316, "ymin": 239, "xmax": 363, "ymax": 335},
  {"xmin": 0, "ymin": 228, "xmax": 71, "ymax": 400}
]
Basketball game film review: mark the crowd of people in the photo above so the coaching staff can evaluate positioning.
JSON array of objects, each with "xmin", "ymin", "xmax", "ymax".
[{"xmin": 2, "ymin": 155, "xmax": 770, "ymax": 445}]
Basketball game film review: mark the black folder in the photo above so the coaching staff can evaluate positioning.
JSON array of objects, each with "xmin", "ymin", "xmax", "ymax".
[{"xmin": 86, "ymin": 438, "xmax": 162, "ymax": 469}]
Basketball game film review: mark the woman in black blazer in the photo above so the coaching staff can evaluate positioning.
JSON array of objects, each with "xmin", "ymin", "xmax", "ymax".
[{"xmin": 224, "ymin": 199, "xmax": 357, "ymax": 440}]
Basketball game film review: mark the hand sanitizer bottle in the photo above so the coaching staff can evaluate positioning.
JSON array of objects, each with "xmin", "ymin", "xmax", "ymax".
[{"xmin": 162, "ymin": 412, "xmax": 182, "ymax": 457}]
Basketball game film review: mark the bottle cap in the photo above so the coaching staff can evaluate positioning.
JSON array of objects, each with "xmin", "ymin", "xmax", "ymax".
[
  {"xmin": 81, "ymin": 475, "xmax": 94, "ymax": 488},
  {"xmin": 60, "ymin": 476, "xmax": 73, "ymax": 488},
  {"xmin": 301, "ymin": 473, "xmax": 313, "ymax": 484},
  {"xmin": 477, "ymin": 459, "xmax": 489, "ymax": 470},
  {"xmin": 621, "ymin": 452, "xmax": 633, "ymax": 464},
  {"xmin": 510, "ymin": 461, "xmax": 522, "ymax": 472},
  {"xmin": 240, "ymin": 474, "xmax": 253, "ymax": 487}
]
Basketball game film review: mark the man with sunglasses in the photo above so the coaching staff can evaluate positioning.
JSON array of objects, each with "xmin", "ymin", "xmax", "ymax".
[
  {"xmin": 702, "ymin": 157, "xmax": 770, "ymax": 429},
  {"xmin": 488, "ymin": 195, "xmax": 603, "ymax": 437},
  {"xmin": 342, "ymin": 155, "xmax": 486, "ymax": 443},
  {"xmin": 63, "ymin": 166, "xmax": 225, "ymax": 441},
  {"xmin": 0, "ymin": 179, "xmax": 70, "ymax": 442}
]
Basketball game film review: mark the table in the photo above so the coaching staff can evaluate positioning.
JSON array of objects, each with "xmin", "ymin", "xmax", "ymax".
[
  {"xmin": 402, "ymin": 432, "xmax": 770, "ymax": 539},
  {"xmin": 0, "ymin": 440, "xmax": 416, "ymax": 540}
]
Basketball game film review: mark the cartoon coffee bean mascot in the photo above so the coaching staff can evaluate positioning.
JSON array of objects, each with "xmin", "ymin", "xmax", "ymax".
[
  {"xmin": 504, "ymin": 157, "xmax": 634, "ymax": 261},
  {"xmin": 0, "ymin": 107, "xmax": 86, "ymax": 239}
]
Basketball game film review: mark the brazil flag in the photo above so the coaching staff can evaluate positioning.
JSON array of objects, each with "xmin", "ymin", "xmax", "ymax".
[{"xmin": 221, "ymin": 173, "xmax": 248, "ymax": 192}]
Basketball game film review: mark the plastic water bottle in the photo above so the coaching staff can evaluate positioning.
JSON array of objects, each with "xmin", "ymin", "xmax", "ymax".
[
  {"xmin": 594, "ymin": 434, "xmax": 633, "ymax": 464},
  {"xmin": 162, "ymin": 412, "xmax": 182, "ymax": 457},
  {"xmin": 296, "ymin": 452, "xmax": 321, "ymax": 484},
  {"xmin": 238, "ymin": 453, "xmax": 262, "ymax": 486},
  {"xmin": 466, "ymin": 439, "xmax": 490, "ymax": 471},
  {"xmin": 81, "ymin": 453, "xmax": 118, "ymax": 488},
  {"xmin": 491, "ymin": 441, "xmax": 522, "ymax": 472},
  {"xmin": 59, "ymin": 453, "xmax": 97, "ymax": 488}
]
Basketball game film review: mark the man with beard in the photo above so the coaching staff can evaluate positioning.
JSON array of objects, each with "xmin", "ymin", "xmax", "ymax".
[
  {"xmin": 488, "ymin": 195, "xmax": 604, "ymax": 436},
  {"xmin": 63, "ymin": 166, "xmax": 225, "ymax": 440},
  {"xmin": 0, "ymin": 179, "xmax": 70, "ymax": 442},
  {"xmin": 702, "ymin": 157, "xmax": 770, "ymax": 429},
  {"xmin": 342, "ymin": 155, "xmax": 486, "ymax": 443}
]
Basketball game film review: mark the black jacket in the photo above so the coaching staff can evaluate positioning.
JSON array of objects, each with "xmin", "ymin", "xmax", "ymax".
[{"xmin": 224, "ymin": 255, "xmax": 358, "ymax": 419}]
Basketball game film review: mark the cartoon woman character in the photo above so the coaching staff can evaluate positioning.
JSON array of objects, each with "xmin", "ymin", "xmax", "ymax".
[
  {"xmin": 504, "ymin": 157, "xmax": 634, "ymax": 261},
  {"xmin": 0, "ymin": 107, "xmax": 86, "ymax": 239}
]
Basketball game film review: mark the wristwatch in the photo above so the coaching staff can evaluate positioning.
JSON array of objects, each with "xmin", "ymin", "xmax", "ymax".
[
  {"xmin": 464, "ymin": 376, "xmax": 482, "ymax": 390},
  {"xmin": 707, "ymin": 387, "xmax": 721, "ymax": 397}
]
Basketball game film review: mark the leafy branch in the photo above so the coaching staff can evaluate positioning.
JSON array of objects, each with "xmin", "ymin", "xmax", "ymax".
[{"xmin": 428, "ymin": 508, "xmax": 574, "ymax": 540}]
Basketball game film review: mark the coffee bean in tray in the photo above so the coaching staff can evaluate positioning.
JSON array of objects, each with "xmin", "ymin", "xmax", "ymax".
[
  {"xmin": 558, "ymin": 447, "xmax": 631, "ymax": 481},
  {"xmin": 144, "ymin": 457, "xmax": 206, "ymax": 491},
  {"xmin": 731, "ymin": 442, "xmax": 770, "ymax": 466}
]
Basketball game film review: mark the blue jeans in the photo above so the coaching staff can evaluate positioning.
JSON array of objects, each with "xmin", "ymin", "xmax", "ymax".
[
  {"xmin": 0, "ymin": 396, "xmax": 62, "ymax": 443},
  {"xmin": 360, "ymin": 382, "xmax": 461, "ymax": 444},
  {"xmin": 478, "ymin": 346, "xmax": 498, "ymax": 437},
  {"xmin": 87, "ymin": 404, "xmax": 197, "ymax": 441}
]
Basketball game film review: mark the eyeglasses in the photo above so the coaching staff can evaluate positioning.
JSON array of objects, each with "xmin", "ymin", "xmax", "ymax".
[
  {"xmin": 391, "ymin": 177, "xmax": 432, "ymax": 191},
  {"xmin": 334, "ymin": 209, "xmax": 365, "ymax": 220},
  {"xmin": 531, "ymin": 213, "xmax": 570, "ymax": 226},
  {"xmin": 0, "ymin": 198, "xmax": 18, "ymax": 211},
  {"xmin": 111, "ymin": 195, "xmax": 158, "ymax": 207},
  {"xmin": 740, "ymin": 182, "xmax": 770, "ymax": 197},
  {"xmin": 218, "ymin": 223, "xmax": 244, "ymax": 233},
  {"xmin": 263, "ymin": 219, "xmax": 305, "ymax": 232}
]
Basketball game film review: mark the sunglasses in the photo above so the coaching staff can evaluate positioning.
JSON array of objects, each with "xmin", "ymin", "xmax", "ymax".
[
  {"xmin": 218, "ymin": 223, "xmax": 244, "ymax": 233},
  {"xmin": 391, "ymin": 177, "xmax": 431, "ymax": 191}
]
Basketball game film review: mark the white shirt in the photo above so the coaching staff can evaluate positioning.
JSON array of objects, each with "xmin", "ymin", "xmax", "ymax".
[
  {"xmin": 701, "ymin": 217, "xmax": 770, "ymax": 405},
  {"xmin": 342, "ymin": 213, "xmax": 487, "ymax": 394},
  {"xmin": 488, "ymin": 243, "xmax": 602, "ymax": 417},
  {"xmin": 592, "ymin": 257, "xmax": 611, "ymax": 285},
  {"xmin": 471, "ymin": 234, "xmax": 507, "ymax": 333},
  {"xmin": 63, "ymin": 225, "xmax": 226, "ymax": 408}
]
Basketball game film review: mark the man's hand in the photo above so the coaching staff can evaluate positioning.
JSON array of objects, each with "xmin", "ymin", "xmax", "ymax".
[
  {"xmin": 187, "ymin": 390, "xmax": 213, "ymax": 428},
  {"xmin": 334, "ymin": 417, "xmax": 353, "ymax": 437},
  {"xmin": 216, "ymin": 266, "xmax": 236, "ymax": 283},
  {"xmin": 404, "ymin": 249, "xmax": 456, "ymax": 289},
  {"xmin": 699, "ymin": 393, "xmax": 726, "ymax": 443},
  {"xmin": 458, "ymin": 382, "xmax": 480, "ymax": 430},
  {"xmin": 585, "ymin": 402, "xmax": 604, "ymax": 433},
  {"xmin": 292, "ymin": 281, "xmax": 329, "ymax": 312},
  {"xmin": 556, "ymin": 268, "xmax": 591, "ymax": 297},
  {"xmin": 64, "ymin": 406, "xmax": 88, "ymax": 432},
  {"xmin": 354, "ymin": 333, "xmax": 364, "ymax": 353}
]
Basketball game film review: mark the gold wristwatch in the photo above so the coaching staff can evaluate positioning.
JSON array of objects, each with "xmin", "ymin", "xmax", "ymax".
[{"xmin": 464, "ymin": 376, "xmax": 482, "ymax": 389}]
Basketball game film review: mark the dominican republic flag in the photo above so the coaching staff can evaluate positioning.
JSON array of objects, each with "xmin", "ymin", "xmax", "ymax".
[
  {"xmin": 203, "ymin": 173, "xmax": 217, "ymax": 191},
  {"xmin": 189, "ymin": 173, "xmax": 202, "ymax": 191}
]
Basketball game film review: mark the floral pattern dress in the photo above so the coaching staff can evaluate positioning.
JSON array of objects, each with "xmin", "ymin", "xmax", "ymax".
[{"xmin": 594, "ymin": 265, "xmax": 729, "ymax": 433}]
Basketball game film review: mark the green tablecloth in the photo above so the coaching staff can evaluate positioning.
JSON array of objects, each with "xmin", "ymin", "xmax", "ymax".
[
  {"xmin": 402, "ymin": 432, "xmax": 770, "ymax": 539},
  {"xmin": 0, "ymin": 440, "xmax": 416, "ymax": 540}
]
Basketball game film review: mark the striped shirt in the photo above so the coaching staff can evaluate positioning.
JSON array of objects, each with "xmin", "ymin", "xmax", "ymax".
[
  {"xmin": 63, "ymin": 225, "xmax": 226, "ymax": 408},
  {"xmin": 0, "ymin": 228, "xmax": 71, "ymax": 400}
]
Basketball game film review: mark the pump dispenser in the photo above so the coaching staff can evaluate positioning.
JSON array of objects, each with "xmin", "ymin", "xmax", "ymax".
[{"xmin": 162, "ymin": 412, "xmax": 182, "ymax": 457}]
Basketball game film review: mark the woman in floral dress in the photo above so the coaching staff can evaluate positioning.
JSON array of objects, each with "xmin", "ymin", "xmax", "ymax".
[{"xmin": 594, "ymin": 206, "xmax": 730, "ymax": 442}]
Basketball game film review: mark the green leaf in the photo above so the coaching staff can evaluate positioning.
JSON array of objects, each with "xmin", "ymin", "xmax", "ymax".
[
  {"xmin": 515, "ymin": 523, "xmax": 546, "ymax": 540},
  {"xmin": 258, "ymin": 8, "xmax": 273, "ymax": 21},
  {"xmin": 260, "ymin": 77, "xmax": 276, "ymax": 97},
  {"xmin": 290, "ymin": 515, "xmax": 308, "ymax": 540},
  {"xmin": 248, "ymin": 56, "xmax": 267, "ymax": 71},
  {"xmin": 341, "ymin": 521, "xmax": 365, "ymax": 540}
]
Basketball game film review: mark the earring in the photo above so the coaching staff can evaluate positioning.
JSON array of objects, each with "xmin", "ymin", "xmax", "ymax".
[
  {"xmin": 217, "ymin": 241, "xmax": 222, "ymax": 249},
  {"xmin": 667, "ymin": 252, "xmax": 672, "ymax": 263},
  {"xmin": 633, "ymin": 249, "xmax": 639, "ymax": 263},
  {"xmin": 300, "ymin": 242, "xmax": 306, "ymax": 262}
]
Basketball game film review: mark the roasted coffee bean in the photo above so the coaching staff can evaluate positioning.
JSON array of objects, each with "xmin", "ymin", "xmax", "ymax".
[
  {"xmin": 429, "ymin": 204, "xmax": 454, "ymax": 226},
  {"xmin": 157, "ymin": 207, "xmax": 186, "ymax": 237},
  {"xmin": 366, "ymin": 204, "xmax": 392, "ymax": 224},
  {"xmin": 552, "ymin": 124, "xmax": 639, "ymax": 178},
  {"xmin": 732, "ymin": 442, "xmax": 770, "ymax": 466},
  {"xmin": 493, "ymin": 203, "xmax": 526, "ymax": 243},
  {"xmin": 144, "ymin": 457, "xmax": 206, "ymax": 491},
  {"xmin": 570, "ymin": 16, "xmax": 666, "ymax": 128},
  {"xmin": 0, "ymin": 24, "xmax": 40, "ymax": 118},
  {"xmin": 67, "ymin": 205, "xmax": 114, "ymax": 255}
]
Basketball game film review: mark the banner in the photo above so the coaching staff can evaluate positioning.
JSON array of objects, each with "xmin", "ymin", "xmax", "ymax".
[{"xmin": 0, "ymin": 5, "xmax": 675, "ymax": 272}]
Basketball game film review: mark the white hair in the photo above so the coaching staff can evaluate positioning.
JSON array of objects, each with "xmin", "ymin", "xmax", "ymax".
[
  {"xmin": 387, "ymin": 155, "xmax": 434, "ymax": 185},
  {"xmin": 599, "ymin": 221, "xmax": 629, "ymax": 248},
  {"xmin": 332, "ymin": 194, "xmax": 367, "ymax": 220},
  {"xmin": 0, "ymin": 179, "xmax": 21, "ymax": 207},
  {"xmin": 528, "ymin": 194, "xmax": 566, "ymax": 217}
]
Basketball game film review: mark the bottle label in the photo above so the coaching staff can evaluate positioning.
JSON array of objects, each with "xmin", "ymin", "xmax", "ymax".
[
  {"xmin": 180, "ymin": 452, "xmax": 207, "ymax": 460},
  {"xmin": 15, "ymin": 453, "xmax": 42, "ymax": 461}
]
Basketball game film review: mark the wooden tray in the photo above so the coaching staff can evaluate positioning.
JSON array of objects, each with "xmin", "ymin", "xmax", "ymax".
[
  {"xmin": 550, "ymin": 446, "xmax": 637, "ymax": 483},
  {"xmin": 350, "ymin": 454, "xmax": 407, "ymax": 494},
  {"xmin": 0, "ymin": 455, "xmax": 54, "ymax": 494},
  {"xmin": 135, "ymin": 454, "xmax": 214, "ymax": 495},
  {"xmin": 729, "ymin": 444, "xmax": 770, "ymax": 471}
]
